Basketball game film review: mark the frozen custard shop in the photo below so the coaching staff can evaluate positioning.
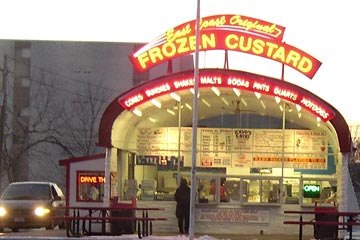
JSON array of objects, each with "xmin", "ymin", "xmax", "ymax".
[{"xmin": 60, "ymin": 14, "xmax": 357, "ymax": 235}]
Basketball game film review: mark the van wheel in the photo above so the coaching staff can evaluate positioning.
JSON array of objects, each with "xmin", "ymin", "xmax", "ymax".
[
  {"xmin": 46, "ymin": 221, "xmax": 54, "ymax": 230},
  {"xmin": 59, "ymin": 220, "xmax": 66, "ymax": 229}
]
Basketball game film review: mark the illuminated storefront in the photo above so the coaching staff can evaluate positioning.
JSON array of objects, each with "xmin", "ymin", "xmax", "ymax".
[
  {"xmin": 99, "ymin": 68, "xmax": 351, "ymax": 206},
  {"xmin": 85, "ymin": 14, "xmax": 355, "ymax": 235}
]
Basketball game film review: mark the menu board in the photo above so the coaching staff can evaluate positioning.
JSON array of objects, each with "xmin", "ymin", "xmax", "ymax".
[
  {"xmin": 136, "ymin": 127, "xmax": 328, "ymax": 169},
  {"xmin": 136, "ymin": 128, "xmax": 168, "ymax": 155},
  {"xmin": 252, "ymin": 129, "xmax": 294, "ymax": 168},
  {"xmin": 136, "ymin": 127, "xmax": 193, "ymax": 166},
  {"xmin": 292, "ymin": 130, "xmax": 327, "ymax": 169},
  {"xmin": 199, "ymin": 129, "xmax": 232, "ymax": 167},
  {"xmin": 232, "ymin": 129, "xmax": 253, "ymax": 167}
]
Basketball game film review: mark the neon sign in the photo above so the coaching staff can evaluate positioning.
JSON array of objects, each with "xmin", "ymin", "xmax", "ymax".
[
  {"xmin": 303, "ymin": 184, "xmax": 320, "ymax": 198},
  {"xmin": 118, "ymin": 69, "xmax": 335, "ymax": 121},
  {"xmin": 79, "ymin": 175, "xmax": 105, "ymax": 184},
  {"xmin": 130, "ymin": 14, "xmax": 321, "ymax": 79}
]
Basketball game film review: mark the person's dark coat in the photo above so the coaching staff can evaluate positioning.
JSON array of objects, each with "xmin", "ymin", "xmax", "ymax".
[{"xmin": 174, "ymin": 178, "xmax": 191, "ymax": 218}]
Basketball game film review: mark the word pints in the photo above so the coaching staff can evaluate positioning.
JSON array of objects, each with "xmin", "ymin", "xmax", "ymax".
[{"xmin": 119, "ymin": 70, "xmax": 334, "ymax": 121}]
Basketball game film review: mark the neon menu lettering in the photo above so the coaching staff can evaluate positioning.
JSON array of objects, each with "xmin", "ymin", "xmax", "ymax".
[{"xmin": 118, "ymin": 69, "xmax": 334, "ymax": 121}]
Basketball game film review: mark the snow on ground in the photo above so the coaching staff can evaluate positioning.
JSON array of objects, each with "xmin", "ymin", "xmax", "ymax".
[{"xmin": 0, "ymin": 234, "xmax": 231, "ymax": 240}]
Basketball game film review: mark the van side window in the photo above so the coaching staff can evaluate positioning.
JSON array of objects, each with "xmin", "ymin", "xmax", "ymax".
[{"xmin": 51, "ymin": 185, "xmax": 59, "ymax": 199}]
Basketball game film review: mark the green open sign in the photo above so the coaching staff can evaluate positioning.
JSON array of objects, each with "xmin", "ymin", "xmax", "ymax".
[{"xmin": 303, "ymin": 184, "xmax": 320, "ymax": 198}]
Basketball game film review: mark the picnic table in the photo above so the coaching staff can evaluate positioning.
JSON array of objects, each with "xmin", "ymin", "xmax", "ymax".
[
  {"xmin": 59, "ymin": 206, "xmax": 166, "ymax": 239},
  {"xmin": 284, "ymin": 202, "xmax": 360, "ymax": 240}
]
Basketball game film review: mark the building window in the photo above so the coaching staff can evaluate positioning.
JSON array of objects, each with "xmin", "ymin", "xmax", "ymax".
[
  {"xmin": 76, "ymin": 171, "xmax": 105, "ymax": 202},
  {"xmin": 301, "ymin": 179, "xmax": 336, "ymax": 205},
  {"xmin": 243, "ymin": 178, "xmax": 281, "ymax": 204}
]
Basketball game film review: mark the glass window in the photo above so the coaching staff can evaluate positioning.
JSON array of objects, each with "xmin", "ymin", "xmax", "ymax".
[
  {"xmin": 196, "ymin": 177, "xmax": 217, "ymax": 204},
  {"xmin": 245, "ymin": 179, "xmax": 260, "ymax": 203},
  {"xmin": 77, "ymin": 171, "xmax": 105, "ymax": 202},
  {"xmin": 243, "ymin": 178, "xmax": 281, "ymax": 203},
  {"xmin": 1, "ymin": 184, "xmax": 50, "ymax": 200},
  {"xmin": 301, "ymin": 179, "xmax": 336, "ymax": 205},
  {"xmin": 223, "ymin": 178, "xmax": 241, "ymax": 203},
  {"xmin": 283, "ymin": 178, "xmax": 300, "ymax": 204},
  {"xmin": 262, "ymin": 180, "xmax": 280, "ymax": 203}
]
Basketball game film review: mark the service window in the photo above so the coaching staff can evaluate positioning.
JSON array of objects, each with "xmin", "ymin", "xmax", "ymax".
[
  {"xmin": 77, "ymin": 171, "xmax": 105, "ymax": 202},
  {"xmin": 245, "ymin": 179, "xmax": 260, "ymax": 203},
  {"xmin": 196, "ymin": 177, "xmax": 217, "ymax": 204},
  {"xmin": 243, "ymin": 178, "xmax": 281, "ymax": 204},
  {"xmin": 283, "ymin": 178, "xmax": 300, "ymax": 204},
  {"xmin": 223, "ymin": 177, "xmax": 241, "ymax": 203},
  {"xmin": 262, "ymin": 179, "xmax": 281, "ymax": 203}
]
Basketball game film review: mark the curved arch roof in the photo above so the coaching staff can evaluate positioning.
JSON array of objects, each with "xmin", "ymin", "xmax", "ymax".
[{"xmin": 98, "ymin": 69, "xmax": 352, "ymax": 153}]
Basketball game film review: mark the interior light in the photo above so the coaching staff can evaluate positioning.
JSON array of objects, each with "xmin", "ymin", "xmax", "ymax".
[
  {"xmin": 132, "ymin": 108, "xmax": 142, "ymax": 117},
  {"xmin": 173, "ymin": 102, "xmax": 183, "ymax": 110},
  {"xmin": 316, "ymin": 117, "xmax": 321, "ymax": 122},
  {"xmin": 150, "ymin": 99, "xmax": 162, "ymax": 108},
  {"xmin": 189, "ymin": 88, "xmax": 200, "ymax": 98},
  {"xmin": 275, "ymin": 96, "xmax": 281, "ymax": 104},
  {"xmin": 201, "ymin": 99, "xmax": 211, "ymax": 108},
  {"xmin": 284, "ymin": 103, "xmax": 292, "ymax": 112},
  {"xmin": 170, "ymin": 93, "xmax": 181, "ymax": 102},
  {"xmin": 279, "ymin": 105, "xmax": 284, "ymax": 112},
  {"xmin": 221, "ymin": 97, "xmax": 229, "ymax": 106},
  {"xmin": 185, "ymin": 103, "xmax": 192, "ymax": 110},
  {"xmin": 148, "ymin": 117, "xmax": 157, "ymax": 123},
  {"xmin": 298, "ymin": 112, "xmax": 302, "ymax": 118},
  {"xmin": 260, "ymin": 100, "xmax": 266, "ymax": 109},
  {"xmin": 211, "ymin": 87, "xmax": 220, "ymax": 96},
  {"xmin": 233, "ymin": 88, "xmax": 241, "ymax": 97},
  {"xmin": 241, "ymin": 98, "xmax": 247, "ymax": 107},
  {"xmin": 296, "ymin": 104, "xmax": 302, "ymax": 112},
  {"xmin": 167, "ymin": 109, "xmax": 176, "ymax": 116},
  {"xmin": 254, "ymin": 92, "xmax": 261, "ymax": 99},
  {"xmin": 260, "ymin": 168, "xmax": 271, "ymax": 174}
]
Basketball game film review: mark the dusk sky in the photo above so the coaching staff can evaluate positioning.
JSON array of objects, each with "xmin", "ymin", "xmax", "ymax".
[{"xmin": 1, "ymin": 0, "xmax": 359, "ymax": 126}]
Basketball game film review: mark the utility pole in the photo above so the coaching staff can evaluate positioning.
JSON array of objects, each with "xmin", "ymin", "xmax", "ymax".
[{"xmin": 0, "ymin": 54, "xmax": 8, "ymax": 191}]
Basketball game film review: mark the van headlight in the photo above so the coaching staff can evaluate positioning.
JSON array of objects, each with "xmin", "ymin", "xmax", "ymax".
[
  {"xmin": 34, "ymin": 207, "xmax": 50, "ymax": 216},
  {"xmin": 0, "ymin": 207, "xmax": 6, "ymax": 217}
]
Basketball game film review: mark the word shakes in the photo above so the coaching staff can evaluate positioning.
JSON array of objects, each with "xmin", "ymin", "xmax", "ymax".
[{"xmin": 118, "ymin": 69, "xmax": 334, "ymax": 122}]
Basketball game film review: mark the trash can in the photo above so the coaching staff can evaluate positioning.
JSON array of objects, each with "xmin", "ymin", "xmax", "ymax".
[
  {"xmin": 110, "ymin": 197, "xmax": 137, "ymax": 235},
  {"xmin": 313, "ymin": 201, "xmax": 338, "ymax": 240}
]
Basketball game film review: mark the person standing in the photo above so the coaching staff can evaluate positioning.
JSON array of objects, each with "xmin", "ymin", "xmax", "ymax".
[
  {"xmin": 88, "ymin": 183, "xmax": 99, "ymax": 200},
  {"xmin": 174, "ymin": 178, "xmax": 191, "ymax": 235}
]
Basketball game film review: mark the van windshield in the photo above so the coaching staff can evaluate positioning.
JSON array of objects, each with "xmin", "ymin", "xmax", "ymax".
[{"xmin": 1, "ymin": 184, "xmax": 51, "ymax": 200}]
